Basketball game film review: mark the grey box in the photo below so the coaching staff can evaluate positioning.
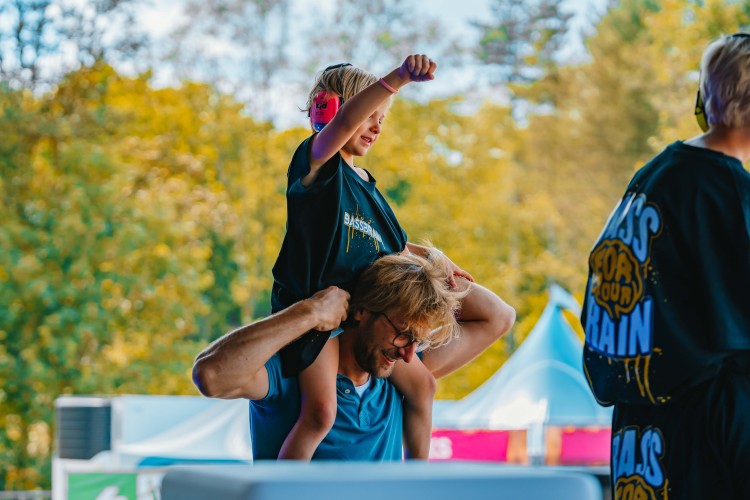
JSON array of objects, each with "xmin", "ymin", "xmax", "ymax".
[{"xmin": 161, "ymin": 461, "xmax": 602, "ymax": 500}]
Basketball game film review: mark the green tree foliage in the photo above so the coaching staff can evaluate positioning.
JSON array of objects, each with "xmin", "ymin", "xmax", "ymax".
[{"xmin": 0, "ymin": 63, "xmax": 294, "ymax": 489}]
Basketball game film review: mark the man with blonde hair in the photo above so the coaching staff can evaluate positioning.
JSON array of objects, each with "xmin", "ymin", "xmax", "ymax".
[
  {"xmin": 582, "ymin": 33, "xmax": 750, "ymax": 499},
  {"xmin": 193, "ymin": 253, "xmax": 514, "ymax": 460}
]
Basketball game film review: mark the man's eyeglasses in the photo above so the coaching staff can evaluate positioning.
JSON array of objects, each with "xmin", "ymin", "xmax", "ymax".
[{"xmin": 378, "ymin": 311, "xmax": 421, "ymax": 349}]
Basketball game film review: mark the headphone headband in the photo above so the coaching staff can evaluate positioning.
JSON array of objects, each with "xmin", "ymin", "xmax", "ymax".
[
  {"xmin": 323, "ymin": 63, "xmax": 352, "ymax": 72},
  {"xmin": 694, "ymin": 90, "xmax": 709, "ymax": 132}
]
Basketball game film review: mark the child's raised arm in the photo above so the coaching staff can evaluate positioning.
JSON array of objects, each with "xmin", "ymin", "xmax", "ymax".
[{"xmin": 306, "ymin": 54, "xmax": 437, "ymax": 179}]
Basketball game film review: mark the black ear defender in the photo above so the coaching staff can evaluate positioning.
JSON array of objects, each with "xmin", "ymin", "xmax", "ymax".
[
  {"xmin": 694, "ymin": 33, "xmax": 750, "ymax": 132},
  {"xmin": 309, "ymin": 63, "xmax": 352, "ymax": 132},
  {"xmin": 694, "ymin": 90, "xmax": 709, "ymax": 132}
]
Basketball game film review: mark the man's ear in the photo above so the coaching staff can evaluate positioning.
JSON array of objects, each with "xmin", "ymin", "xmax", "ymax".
[
  {"xmin": 351, "ymin": 308, "xmax": 372, "ymax": 326},
  {"xmin": 343, "ymin": 308, "xmax": 365, "ymax": 328}
]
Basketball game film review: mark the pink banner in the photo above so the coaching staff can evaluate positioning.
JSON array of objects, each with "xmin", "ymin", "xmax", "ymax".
[
  {"xmin": 430, "ymin": 427, "xmax": 610, "ymax": 465},
  {"xmin": 429, "ymin": 429, "xmax": 511, "ymax": 462},
  {"xmin": 558, "ymin": 427, "xmax": 611, "ymax": 465}
]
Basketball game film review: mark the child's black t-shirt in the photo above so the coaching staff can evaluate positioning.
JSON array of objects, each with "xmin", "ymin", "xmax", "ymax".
[{"xmin": 271, "ymin": 135, "xmax": 408, "ymax": 376}]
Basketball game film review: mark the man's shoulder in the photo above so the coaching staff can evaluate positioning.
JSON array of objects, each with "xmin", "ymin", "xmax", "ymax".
[
  {"xmin": 249, "ymin": 354, "xmax": 301, "ymax": 460},
  {"xmin": 252, "ymin": 354, "xmax": 299, "ymax": 404}
]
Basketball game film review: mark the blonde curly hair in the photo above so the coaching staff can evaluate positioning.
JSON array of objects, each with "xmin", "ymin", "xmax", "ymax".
[{"xmin": 349, "ymin": 251, "xmax": 468, "ymax": 349}]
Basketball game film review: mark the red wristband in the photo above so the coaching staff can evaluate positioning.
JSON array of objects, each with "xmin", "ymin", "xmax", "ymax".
[{"xmin": 378, "ymin": 78, "xmax": 398, "ymax": 94}]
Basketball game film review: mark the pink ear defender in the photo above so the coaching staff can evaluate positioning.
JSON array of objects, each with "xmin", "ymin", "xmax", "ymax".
[
  {"xmin": 309, "ymin": 63, "xmax": 351, "ymax": 132},
  {"xmin": 310, "ymin": 91, "xmax": 342, "ymax": 132}
]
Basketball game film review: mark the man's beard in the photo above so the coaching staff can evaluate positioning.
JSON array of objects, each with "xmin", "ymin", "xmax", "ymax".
[{"xmin": 353, "ymin": 323, "xmax": 397, "ymax": 379}]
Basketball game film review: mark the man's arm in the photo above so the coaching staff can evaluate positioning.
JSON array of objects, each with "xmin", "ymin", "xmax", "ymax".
[
  {"xmin": 422, "ymin": 280, "xmax": 515, "ymax": 379},
  {"xmin": 192, "ymin": 287, "xmax": 349, "ymax": 400}
]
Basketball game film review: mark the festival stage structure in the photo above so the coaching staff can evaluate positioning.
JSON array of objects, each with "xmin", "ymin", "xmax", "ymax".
[{"xmin": 429, "ymin": 285, "xmax": 612, "ymax": 466}]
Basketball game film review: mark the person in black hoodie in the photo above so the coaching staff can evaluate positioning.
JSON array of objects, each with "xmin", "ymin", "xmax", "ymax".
[{"xmin": 581, "ymin": 33, "xmax": 750, "ymax": 500}]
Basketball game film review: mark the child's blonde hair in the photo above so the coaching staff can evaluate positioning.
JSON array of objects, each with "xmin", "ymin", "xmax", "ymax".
[
  {"xmin": 350, "ymin": 252, "xmax": 467, "ymax": 349},
  {"xmin": 304, "ymin": 64, "xmax": 379, "ymax": 116}
]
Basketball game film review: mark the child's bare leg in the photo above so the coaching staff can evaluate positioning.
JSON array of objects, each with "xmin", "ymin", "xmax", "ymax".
[
  {"xmin": 390, "ymin": 355, "xmax": 436, "ymax": 459},
  {"xmin": 278, "ymin": 337, "xmax": 339, "ymax": 460}
]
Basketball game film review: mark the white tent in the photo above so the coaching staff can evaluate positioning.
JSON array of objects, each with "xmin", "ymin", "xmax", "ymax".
[
  {"xmin": 114, "ymin": 395, "xmax": 252, "ymax": 466},
  {"xmin": 434, "ymin": 285, "xmax": 612, "ymax": 430},
  {"xmin": 53, "ymin": 395, "xmax": 252, "ymax": 500}
]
